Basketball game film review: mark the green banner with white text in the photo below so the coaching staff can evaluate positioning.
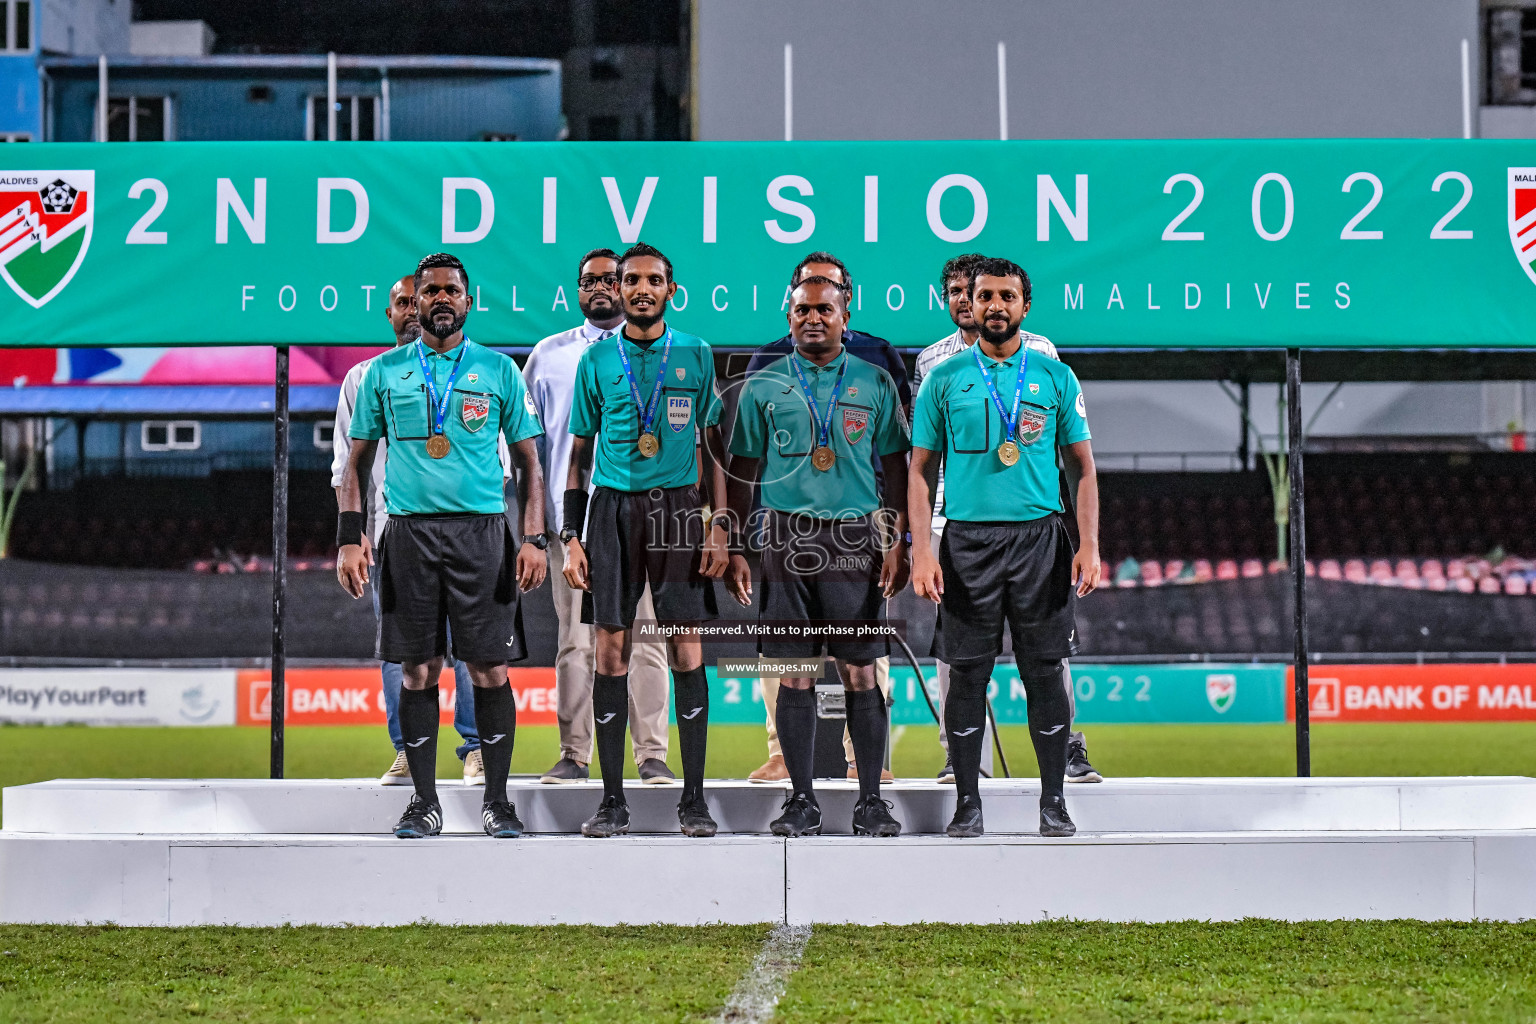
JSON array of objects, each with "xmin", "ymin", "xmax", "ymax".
[{"xmin": 5, "ymin": 140, "xmax": 1536, "ymax": 348}]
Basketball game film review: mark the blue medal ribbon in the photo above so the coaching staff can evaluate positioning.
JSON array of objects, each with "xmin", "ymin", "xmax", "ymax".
[
  {"xmin": 972, "ymin": 343, "xmax": 1030, "ymax": 444},
  {"xmin": 789, "ymin": 351, "xmax": 849, "ymax": 451},
  {"xmin": 615, "ymin": 329, "xmax": 672, "ymax": 436},
  {"xmin": 415, "ymin": 339, "xmax": 468, "ymax": 437}
]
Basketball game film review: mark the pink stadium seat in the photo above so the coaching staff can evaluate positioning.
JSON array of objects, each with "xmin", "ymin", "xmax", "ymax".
[
  {"xmin": 1504, "ymin": 576, "xmax": 1529, "ymax": 596},
  {"xmin": 1216, "ymin": 559, "xmax": 1239, "ymax": 580},
  {"xmin": 1141, "ymin": 560, "xmax": 1165, "ymax": 587},
  {"xmin": 1318, "ymin": 559, "xmax": 1342, "ymax": 580},
  {"xmin": 1420, "ymin": 559, "xmax": 1445, "ymax": 580},
  {"xmin": 1192, "ymin": 559, "xmax": 1213, "ymax": 582},
  {"xmin": 1266, "ymin": 560, "xmax": 1286, "ymax": 575},
  {"xmin": 1343, "ymin": 559, "xmax": 1368, "ymax": 583},
  {"xmin": 1241, "ymin": 559, "xmax": 1264, "ymax": 579},
  {"xmin": 1479, "ymin": 576, "xmax": 1502, "ymax": 594}
]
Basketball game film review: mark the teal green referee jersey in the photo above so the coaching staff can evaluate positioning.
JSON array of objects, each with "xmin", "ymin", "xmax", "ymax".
[
  {"xmin": 569, "ymin": 326, "xmax": 722, "ymax": 492},
  {"xmin": 730, "ymin": 348, "xmax": 910, "ymax": 519},
  {"xmin": 912, "ymin": 342, "xmax": 1090, "ymax": 523},
  {"xmin": 350, "ymin": 338, "xmax": 543, "ymax": 515}
]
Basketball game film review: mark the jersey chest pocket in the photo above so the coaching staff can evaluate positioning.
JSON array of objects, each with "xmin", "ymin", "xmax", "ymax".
[
  {"xmin": 600, "ymin": 394, "xmax": 638, "ymax": 442},
  {"xmin": 768, "ymin": 401, "xmax": 812, "ymax": 457},
  {"xmin": 946, "ymin": 398, "xmax": 991, "ymax": 454},
  {"xmin": 386, "ymin": 384, "xmax": 431, "ymax": 440}
]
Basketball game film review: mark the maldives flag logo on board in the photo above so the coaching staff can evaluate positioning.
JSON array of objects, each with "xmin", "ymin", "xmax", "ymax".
[
  {"xmin": 0, "ymin": 170, "xmax": 94, "ymax": 308},
  {"xmin": 1510, "ymin": 167, "xmax": 1536, "ymax": 287}
]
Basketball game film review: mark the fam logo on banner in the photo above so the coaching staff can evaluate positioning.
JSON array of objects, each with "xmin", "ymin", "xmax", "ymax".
[
  {"xmin": 0, "ymin": 170, "xmax": 93, "ymax": 308},
  {"xmin": 1290, "ymin": 664, "xmax": 1536, "ymax": 722},
  {"xmin": 236, "ymin": 668, "xmax": 560, "ymax": 726},
  {"xmin": 1205, "ymin": 673, "xmax": 1237, "ymax": 714},
  {"xmin": 1510, "ymin": 167, "xmax": 1536, "ymax": 287}
]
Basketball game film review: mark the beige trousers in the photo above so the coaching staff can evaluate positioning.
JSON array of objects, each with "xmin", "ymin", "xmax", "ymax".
[
  {"xmin": 548, "ymin": 533, "xmax": 671, "ymax": 766},
  {"xmin": 762, "ymin": 657, "xmax": 891, "ymax": 764}
]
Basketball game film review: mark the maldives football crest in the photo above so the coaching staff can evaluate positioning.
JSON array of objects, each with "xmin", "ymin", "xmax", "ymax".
[
  {"xmin": 461, "ymin": 394, "xmax": 489, "ymax": 432},
  {"xmin": 0, "ymin": 170, "xmax": 94, "ymax": 308},
  {"xmin": 842, "ymin": 407, "xmax": 868, "ymax": 444},
  {"xmin": 1510, "ymin": 168, "xmax": 1536, "ymax": 287}
]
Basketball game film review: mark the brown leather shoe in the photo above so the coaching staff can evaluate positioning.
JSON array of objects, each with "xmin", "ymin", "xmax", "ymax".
[
  {"xmin": 846, "ymin": 762, "xmax": 895, "ymax": 783},
  {"xmin": 748, "ymin": 754, "xmax": 789, "ymax": 783}
]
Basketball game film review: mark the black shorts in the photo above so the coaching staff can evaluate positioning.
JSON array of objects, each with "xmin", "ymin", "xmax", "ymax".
[
  {"xmin": 582, "ymin": 485, "xmax": 719, "ymax": 629},
  {"xmin": 377, "ymin": 513, "xmax": 526, "ymax": 664},
  {"xmin": 931, "ymin": 515, "xmax": 1079, "ymax": 664},
  {"xmin": 758, "ymin": 511, "xmax": 888, "ymax": 662}
]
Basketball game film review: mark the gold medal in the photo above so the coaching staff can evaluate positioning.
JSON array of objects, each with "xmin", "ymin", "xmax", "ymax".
[
  {"xmin": 811, "ymin": 446, "xmax": 836, "ymax": 471},
  {"xmin": 997, "ymin": 440, "xmax": 1020, "ymax": 466},
  {"xmin": 637, "ymin": 432, "xmax": 660, "ymax": 458},
  {"xmin": 426, "ymin": 434, "xmax": 451, "ymax": 459}
]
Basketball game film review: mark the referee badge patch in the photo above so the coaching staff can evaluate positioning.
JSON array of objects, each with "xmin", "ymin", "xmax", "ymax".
[
  {"xmin": 1016, "ymin": 407, "xmax": 1047, "ymax": 446},
  {"xmin": 842, "ymin": 408, "xmax": 869, "ymax": 444},
  {"xmin": 667, "ymin": 395, "xmax": 692, "ymax": 432},
  {"xmin": 461, "ymin": 394, "xmax": 490, "ymax": 432}
]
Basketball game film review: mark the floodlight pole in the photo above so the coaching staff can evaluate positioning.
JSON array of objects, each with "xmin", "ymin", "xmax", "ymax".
[
  {"xmin": 270, "ymin": 345, "xmax": 289, "ymax": 780},
  {"xmin": 1286, "ymin": 349, "xmax": 1311, "ymax": 777}
]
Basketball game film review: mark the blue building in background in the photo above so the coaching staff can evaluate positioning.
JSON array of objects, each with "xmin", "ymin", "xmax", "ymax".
[
  {"xmin": 41, "ymin": 53, "xmax": 562, "ymax": 142},
  {"xmin": 0, "ymin": 0, "xmax": 562, "ymax": 143},
  {"xmin": 0, "ymin": 0, "xmax": 38, "ymax": 141}
]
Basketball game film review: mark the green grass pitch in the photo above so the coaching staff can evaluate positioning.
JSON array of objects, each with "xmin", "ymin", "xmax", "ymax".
[{"xmin": 0, "ymin": 921, "xmax": 1533, "ymax": 1022}]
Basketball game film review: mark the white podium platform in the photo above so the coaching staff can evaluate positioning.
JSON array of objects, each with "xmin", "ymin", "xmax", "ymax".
[{"xmin": 3, "ymin": 777, "xmax": 1533, "ymax": 926}]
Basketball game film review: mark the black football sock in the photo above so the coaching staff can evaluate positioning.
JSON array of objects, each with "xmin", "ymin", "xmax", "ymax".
[
  {"xmin": 472, "ymin": 682, "xmax": 516, "ymax": 805},
  {"xmin": 774, "ymin": 685, "xmax": 817, "ymax": 801},
  {"xmin": 673, "ymin": 666, "xmax": 710, "ymax": 802},
  {"xmin": 845, "ymin": 686, "xmax": 887, "ymax": 800},
  {"xmin": 1020, "ymin": 658, "xmax": 1072, "ymax": 803},
  {"xmin": 944, "ymin": 660, "xmax": 991, "ymax": 803},
  {"xmin": 593, "ymin": 672, "xmax": 630, "ymax": 803},
  {"xmin": 399, "ymin": 685, "xmax": 440, "ymax": 806}
]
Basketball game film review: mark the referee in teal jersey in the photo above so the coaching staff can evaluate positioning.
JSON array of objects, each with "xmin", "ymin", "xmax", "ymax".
[
  {"xmin": 909, "ymin": 257, "xmax": 1102, "ymax": 840},
  {"xmin": 338, "ymin": 253, "xmax": 548, "ymax": 841},
  {"xmin": 561, "ymin": 242, "xmax": 730, "ymax": 839}
]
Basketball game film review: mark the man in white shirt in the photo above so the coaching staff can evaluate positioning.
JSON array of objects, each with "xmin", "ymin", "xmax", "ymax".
[
  {"xmin": 524, "ymin": 248, "xmax": 674, "ymax": 784},
  {"xmin": 331, "ymin": 274, "xmax": 487, "ymax": 786},
  {"xmin": 914, "ymin": 255, "xmax": 1102, "ymax": 785}
]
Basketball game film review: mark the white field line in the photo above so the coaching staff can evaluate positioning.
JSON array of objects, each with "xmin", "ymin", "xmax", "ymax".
[{"xmin": 714, "ymin": 922, "xmax": 811, "ymax": 1023}]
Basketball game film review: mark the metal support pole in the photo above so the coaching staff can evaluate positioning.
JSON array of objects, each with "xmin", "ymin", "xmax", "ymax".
[
  {"xmin": 379, "ymin": 68, "xmax": 391, "ymax": 141},
  {"xmin": 326, "ymin": 52, "xmax": 338, "ymax": 143},
  {"xmin": 96, "ymin": 55, "xmax": 107, "ymax": 141},
  {"xmin": 1286, "ymin": 349, "xmax": 1311, "ymax": 777},
  {"xmin": 1237, "ymin": 377, "xmax": 1250, "ymax": 470},
  {"xmin": 270, "ymin": 346, "xmax": 289, "ymax": 780}
]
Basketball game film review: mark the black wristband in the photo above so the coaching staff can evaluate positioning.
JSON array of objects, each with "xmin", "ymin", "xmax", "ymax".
[
  {"xmin": 337, "ymin": 510, "xmax": 365, "ymax": 548},
  {"xmin": 562, "ymin": 489, "xmax": 589, "ymax": 539}
]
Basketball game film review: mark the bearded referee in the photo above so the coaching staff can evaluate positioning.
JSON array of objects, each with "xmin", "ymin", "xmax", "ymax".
[
  {"xmin": 338, "ymin": 253, "xmax": 548, "ymax": 839},
  {"xmin": 562, "ymin": 242, "xmax": 730, "ymax": 839},
  {"xmin": 910, "ymin": 257, "xmax": 1101, "ymax": 839}
]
